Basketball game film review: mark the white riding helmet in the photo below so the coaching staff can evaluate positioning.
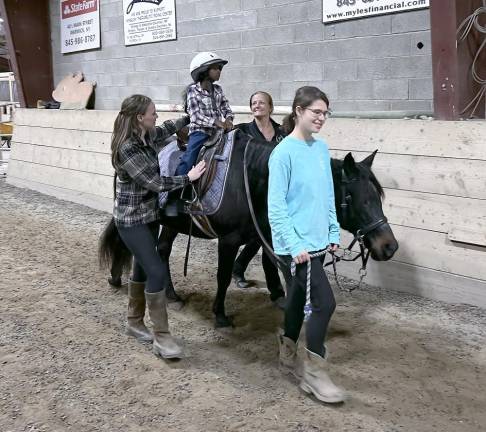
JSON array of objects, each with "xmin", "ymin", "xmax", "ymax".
[{"xmin": 189, "ymin": 52, "xmax": 228, "ymax": 82}]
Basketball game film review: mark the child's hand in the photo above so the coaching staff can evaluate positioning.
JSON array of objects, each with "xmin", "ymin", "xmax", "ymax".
[{"xmin": 215, "ymin": 119, "xmax": 225, "ymax": 129}]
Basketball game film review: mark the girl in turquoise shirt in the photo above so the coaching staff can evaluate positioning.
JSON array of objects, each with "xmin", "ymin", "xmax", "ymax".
[{"xmin": 268, "ymin": 86, "xmax": 346, "ymax": 404}]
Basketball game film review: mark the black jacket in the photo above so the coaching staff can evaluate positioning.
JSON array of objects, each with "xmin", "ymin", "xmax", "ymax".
[{"xmin": 235, "ymin": 118, "xmax": 286, "ymax": 144}]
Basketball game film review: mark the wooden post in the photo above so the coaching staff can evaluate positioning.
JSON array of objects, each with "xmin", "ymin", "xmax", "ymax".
[
  {"xmin": 0, "ymin": 0, "xmax": 53, "ymax": 108},
  {"xmin": 430, "ymin": 0, "xmax": 460, "ymax": 120}
]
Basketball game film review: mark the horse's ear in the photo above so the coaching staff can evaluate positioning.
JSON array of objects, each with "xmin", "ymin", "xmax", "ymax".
[
  {"xmin": 361, "ymin": 149, "xmax": 378, "ymax": 168},
  {"xmin": 343, "ymin": 152, "xmax": 358, "ymax": 176}
]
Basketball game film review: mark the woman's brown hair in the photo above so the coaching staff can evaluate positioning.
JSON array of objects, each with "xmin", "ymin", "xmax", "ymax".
[
  {"xmin": 111, "ymin": 94, "xmax": 152, "ymax": 171},
  {"xmin": 282, "ymin": 86, "xmax": 329, "ymax": 134}
]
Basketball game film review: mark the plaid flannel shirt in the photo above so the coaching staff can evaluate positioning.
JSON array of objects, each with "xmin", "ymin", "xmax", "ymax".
[
  {"xmin": 186, "ymin": 82, "xmax": 233, "ymax": 135},
  {"xmin": 113, "ymin": 117, "xmax": 190, "ymax": 227}
]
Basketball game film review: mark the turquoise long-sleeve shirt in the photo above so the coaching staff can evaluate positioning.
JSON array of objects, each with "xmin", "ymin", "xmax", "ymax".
[{"xmin": 268, "ymin": 135, "xmax": 340, "ymax": 258}]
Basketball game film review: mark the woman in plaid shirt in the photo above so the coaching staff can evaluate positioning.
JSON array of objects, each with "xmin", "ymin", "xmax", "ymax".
[
  {"xmin": 112, "ymin": 94, "xmax": 205, "ymax": 359},
  {"xmin": 174, "ymin": 52, "xmax": 234, "ymax": 176}
]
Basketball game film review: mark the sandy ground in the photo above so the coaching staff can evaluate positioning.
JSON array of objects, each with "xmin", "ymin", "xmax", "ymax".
[{"xmin": 0, "ymin": 180, "xmax": 485, "ymax": 432}]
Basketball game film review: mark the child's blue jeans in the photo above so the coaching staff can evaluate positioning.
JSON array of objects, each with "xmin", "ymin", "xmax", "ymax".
[{"xmin": 175, "ymin": 131, "xmax": 209, "ymax": 175}]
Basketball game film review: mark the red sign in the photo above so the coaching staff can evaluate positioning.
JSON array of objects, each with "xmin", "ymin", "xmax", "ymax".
[{"xmin": 61, "ymin": 0, "xmax": 98, "ymax": 19}]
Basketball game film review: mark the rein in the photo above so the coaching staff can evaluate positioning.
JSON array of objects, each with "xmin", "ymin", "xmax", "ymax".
[
  {"xmin": 243, "ymin": 142, "xmax": 388, "ymax": 296},
  {"xmin": 243, "ymin": 138, "xmax": 287, "ymax": 268}
]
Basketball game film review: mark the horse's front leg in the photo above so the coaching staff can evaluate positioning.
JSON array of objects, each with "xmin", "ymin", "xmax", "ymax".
[
  {"xmin": 213, "ymin": 235, "xmax": 240, "ymax": 328},
  {"xmin": 157, "ymin": 225, "xmax": 182, "ymax": 306}
]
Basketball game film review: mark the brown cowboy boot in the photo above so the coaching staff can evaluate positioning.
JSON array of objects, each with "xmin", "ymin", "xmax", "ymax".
[
  {"xmin": 300, "ymin": 349, "xmax": 347, "ymax": 404},
  {"xmin": 277, "ymin": 332, "xmax": 301, "ymax": 378},
  {"xmin": 126, "ymin": 280, "xmax": 153, "ymax": 342},
  {"xmin": 145, "ymin": 290, "xmax": 183, "ymax": 359}
]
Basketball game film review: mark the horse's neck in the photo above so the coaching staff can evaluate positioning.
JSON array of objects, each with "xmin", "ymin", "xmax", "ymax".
[{"xmin": 331, "ymin": 158, "xmax": 343, "ymax": 189}]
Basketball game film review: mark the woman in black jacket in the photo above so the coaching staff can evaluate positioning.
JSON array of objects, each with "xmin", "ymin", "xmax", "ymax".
[{"xmin": 233, "ymin": 91, "xmax": 285, "ymax": 291}]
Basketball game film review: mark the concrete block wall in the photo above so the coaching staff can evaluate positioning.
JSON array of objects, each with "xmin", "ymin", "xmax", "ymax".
[{"xmin": 49, "ymin": 0, "xmax": 432, "ymax": 112}]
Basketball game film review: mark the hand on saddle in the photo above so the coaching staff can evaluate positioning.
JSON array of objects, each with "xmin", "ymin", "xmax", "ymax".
[
  {"xmin": 223, "ymin": 119, "xmax": 233, "ymax": 131},
  {"xmin": 187, "ymin": 160, "xmax": 206, "ymax": 182},
  {"xmin": 293, "ymin": 250, "xmax": 311, "ymax": 264}
]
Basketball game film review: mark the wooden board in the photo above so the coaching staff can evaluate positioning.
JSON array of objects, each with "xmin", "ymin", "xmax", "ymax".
[
  {"xmin": 448, "ymin": 226, "xmax": 486, "ymax": 248},
  {"xmin": 7, "ymin": 176, "xmax": 113, "ymax": 213},
  {"xmin": 382, "ymin": 189, "xmax": 486, "ymax": 234},
  {"xmin": 340, "ymin": 224, "xmax": 486, "ymax": 281},
  {"xmin": 10, "ymin": 142, "xmax": 113, "ymax": 176},
  {"xmin": 12, "ymin": 126, "xmax": 111, "ymax": 153},
  {"xmin": 333, "ymin": 259, "xmax": 486, "ymax": 309},
  {"xmin": 331, "ymin": 149, "xmax": 486, "ymax": 200},
  {"xmin": 321, "ymin": 118, "xmax": 486, "ymax": 160},
  {"xmin": 7, "ymin": 159, "xmax": 113, "ymax": 198}
]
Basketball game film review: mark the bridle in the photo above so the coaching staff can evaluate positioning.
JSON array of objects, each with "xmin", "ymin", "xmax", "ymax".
[
  {"xmin": 326, "ymin": 169, "xmax": 388, "ymax": 291},
  {"xmin": 243, "ymin": 139, "xmax": 388, "ymax": 292}
]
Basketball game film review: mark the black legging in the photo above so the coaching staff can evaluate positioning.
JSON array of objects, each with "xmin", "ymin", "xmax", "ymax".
[
  {"xmin": 117, "ymin": 221, "xmax": 169, "ymax": 293},
  {"xmin": 280, "ymin": 253, "xmax": 336, "ymax": 357}
]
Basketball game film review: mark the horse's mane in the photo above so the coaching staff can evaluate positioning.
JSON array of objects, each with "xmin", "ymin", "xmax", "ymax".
[
  {"xmin": 358, "ymin": 163, "xmax": 385, "ymax": 199},
  {"xmin": 243, "ymin": 134, "xmax": 276, "ymax": 174}
]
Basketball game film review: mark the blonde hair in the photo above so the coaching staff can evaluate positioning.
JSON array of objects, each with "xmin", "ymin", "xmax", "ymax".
[{"xmin": 111, "ymin": 94, "xmax": 152, "ymax": 171}]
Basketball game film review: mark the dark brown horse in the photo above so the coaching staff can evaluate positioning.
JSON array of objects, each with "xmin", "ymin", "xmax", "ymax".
[{"xmin": 100, "ymin": 131, "xmax": 398, "ymax": 327}]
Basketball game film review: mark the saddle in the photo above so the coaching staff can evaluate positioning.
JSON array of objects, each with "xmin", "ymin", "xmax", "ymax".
[
  {"xmin": 158, "ymin": 129, "xmax": 238, "ymax": 237},
  {"xmin": 195, "ymin": 129, "xmax": 226, "ymax": 197}
]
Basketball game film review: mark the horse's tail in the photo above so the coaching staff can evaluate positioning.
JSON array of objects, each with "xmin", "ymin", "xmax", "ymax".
[{"xmin": 98, "ymin": 217, "xmax": 132, "ymax": 286}]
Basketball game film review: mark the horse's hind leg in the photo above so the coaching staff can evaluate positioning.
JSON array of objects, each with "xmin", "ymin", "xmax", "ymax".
[
  {"xmin": 109, "ymin": 250, "xmax": 128, "ymax": 287},
  {"xmin": 213, "ymin": 235, "xmax": 240, "ymax": 328},
  {"xmin": 157, "ymin": 225, "xmax": 182, "ymax": 305}
]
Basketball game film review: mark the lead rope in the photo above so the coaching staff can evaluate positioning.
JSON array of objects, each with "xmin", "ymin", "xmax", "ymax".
[{"xmin": 290, "ymin": 249, "xmax": 328, "ymax": 322}]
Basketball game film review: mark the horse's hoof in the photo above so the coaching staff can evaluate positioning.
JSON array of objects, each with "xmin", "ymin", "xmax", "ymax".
[
  {"xmin": 108, "ymin": 276, "xmax": 122, "ymax": 287},
  {"xmin": 232, "ymin": 273, "xmax": 255, "ymax": 289},
  {"xmin": 166, "ymin": 292, "xmax": 185, "ymax": 310},
  {"xmin": 167, "ymin": 300, "xmax": 185, "ymax": 311},
  {"xmin": 215, "ymin": 315, "xmax": 234, "ymax": 328}
]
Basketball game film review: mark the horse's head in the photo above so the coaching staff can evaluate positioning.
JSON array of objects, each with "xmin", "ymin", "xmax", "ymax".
[{"xmin": 333, "ymin": 151, "xmax": 398, "ymax": 261}]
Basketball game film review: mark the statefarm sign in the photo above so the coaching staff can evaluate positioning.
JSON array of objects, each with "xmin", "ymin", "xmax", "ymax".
[{"xmin": 60, "ymin": 0, "xmax": 100, "ymax": 53}]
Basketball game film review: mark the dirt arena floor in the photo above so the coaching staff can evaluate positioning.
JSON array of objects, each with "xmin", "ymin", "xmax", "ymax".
[{"xmin": 1, "ymin": 180, "xmax": 485, "ymax": 432}]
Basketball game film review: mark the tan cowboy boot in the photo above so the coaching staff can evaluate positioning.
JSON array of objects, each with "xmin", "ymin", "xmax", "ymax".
[
  {"xmin": 126, "ymin": 280, "xmax": 153, "ymax": 342},
  {"xmin": 145, "ymin": 290, "xmax": 183, "ymax": 359},
  {"xmin": 300, "ymin": 349, "xmax": 347, "ymax": 403},
  {"xmin": 277, "ymin": 332, "xmax": 301, "ymax": 378}
]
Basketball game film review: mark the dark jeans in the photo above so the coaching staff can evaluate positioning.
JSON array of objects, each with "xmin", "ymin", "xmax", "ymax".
[
  {"xmin": 279, "ymin": 253, "xmax": 336, "ymax": 357},
  {"xmin": 233, "ymin": 240, "xmax": 284, "ymax": 300},
  {"xmin": 117, "ymin": 221, "xmax": 169, "ymax": 293},
  {"xmin": 175, "ymin": 131, "xmax": 209, "ymax": 175},
  {"xmin": 233, "ymin": 239, "xmax": 261, "ymax": 276}
]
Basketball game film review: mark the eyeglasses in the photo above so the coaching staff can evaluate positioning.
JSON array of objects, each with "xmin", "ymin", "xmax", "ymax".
[{"xmin": 305, "ymin": 108, "xmax": 332, "ymax": 119}]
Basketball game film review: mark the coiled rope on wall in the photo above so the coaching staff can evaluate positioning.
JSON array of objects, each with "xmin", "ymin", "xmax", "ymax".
[{"xmin": 457, "ymin": 1, "xmax": 486, "ymax": 117}]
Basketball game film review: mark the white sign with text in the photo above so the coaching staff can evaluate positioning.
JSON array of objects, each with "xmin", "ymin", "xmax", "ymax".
[
  {"xmin": 60, "ymin": 0, "xmax": 100, "ymax": 53},
  {"xmin": 323, "ymin": 0, "xmax": 430, "ymax": 23},
  {"xmin": 123, "ymin": 0, "xmax": 177, "ymax": 46}
]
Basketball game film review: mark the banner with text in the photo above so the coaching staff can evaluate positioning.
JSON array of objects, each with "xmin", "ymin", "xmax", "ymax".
[
  {"xmin": 60, "ymin": 0, "xmax": 100, "ymax": 53},
  {"xmin": 123, "ymin": 0, "xmax": 177, "ymax": 46},
  {"xmin": 323, "ymin": 0, "xmax": 430, "ymax": 23}
]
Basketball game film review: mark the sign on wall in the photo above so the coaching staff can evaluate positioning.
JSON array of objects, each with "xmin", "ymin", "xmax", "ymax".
[
  {"xmin": 323, "ymin": 0, "xmax": 430, "ymax": 23},
  {"xmin": 123, "ymin": 0, "xmax": 177, "ymax": 46},
  {"xmin": 60, "ymin": 0, "xmax": 101, "ymax": 53}
]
